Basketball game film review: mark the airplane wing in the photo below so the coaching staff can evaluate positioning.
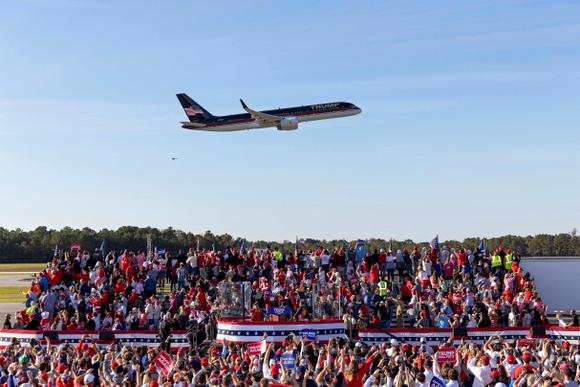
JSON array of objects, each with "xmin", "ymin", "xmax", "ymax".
[{"xmin": 240, "ymin": 99, "xmax": 283, "ymax": 125}]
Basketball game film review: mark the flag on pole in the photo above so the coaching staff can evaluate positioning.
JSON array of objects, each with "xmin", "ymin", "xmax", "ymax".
[
  {"xmin": 355, "ymin": 239, "xmax": 367, "ymax": 263},
  {"xmin": 430, "ymin": 235, "xmax": 439, "ymax": 254},
  {"xmin": 196, "ymin": 238, "xmax": 200, "ymax": 252},
  {"xmin": 295, "ymin": 236, "xmax": 299, "ymax": 257},
  {"xmin": 240, "ymin": 238, "xmax": 247, "ymax": 255},
  {"xmin": 53, "ymin": 244, "xmax": 60, "ymax": 257},
  {"xmin": 98, "ymin": 239, "xmax": 106, "ymax": 259},
  {"xmin": 389, "ymin": 237, "xmax": 393, "ymax": 253},
  {"xmin": 478, "ymin": 238, "xmax": 486, "ymax": 259},
  {"xmin": 146, "ymin": 234, "xmax": 152, "ymax": 257}
]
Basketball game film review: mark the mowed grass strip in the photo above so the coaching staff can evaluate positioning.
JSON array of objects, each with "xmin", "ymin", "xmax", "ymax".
[
  {"xmin": 0, "ymin": 263, "xmax": 46, "ymax": 272},
  {"xmin": 0, "ymin": 286, "xmax": 28, "ymax": 303}
]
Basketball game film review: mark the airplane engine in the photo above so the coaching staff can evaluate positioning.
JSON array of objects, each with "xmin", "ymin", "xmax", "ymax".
[{"xmin": 277, "ymin": 117, "xmax": 299, "ymax": 130}]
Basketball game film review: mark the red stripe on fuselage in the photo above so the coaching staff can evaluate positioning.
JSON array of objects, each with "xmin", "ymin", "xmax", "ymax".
[{"xmin": 204, "ymin": 107, "xmax": 354, "ymax": 127}]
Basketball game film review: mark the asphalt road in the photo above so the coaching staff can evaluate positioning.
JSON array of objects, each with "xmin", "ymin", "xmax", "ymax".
[{"xmin": 0, "ymin": 273, "xmax": 31, "ymax": 322}]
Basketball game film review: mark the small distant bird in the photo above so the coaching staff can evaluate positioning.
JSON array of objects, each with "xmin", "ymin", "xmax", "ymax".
[{"xmin": 171, "ymin": 157, "xmax": 178, "ymax": 160}]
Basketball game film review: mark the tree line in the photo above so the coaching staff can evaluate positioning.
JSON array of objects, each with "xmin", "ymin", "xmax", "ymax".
[{"xmin": 0, "ymin": 226, "xmax": 578, "ymax": 262}]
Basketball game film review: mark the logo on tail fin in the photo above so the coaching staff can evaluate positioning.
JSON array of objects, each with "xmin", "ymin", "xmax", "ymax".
[{"xmin": 184, "ymin": 107, "xmax": 204, "ymax": 116}]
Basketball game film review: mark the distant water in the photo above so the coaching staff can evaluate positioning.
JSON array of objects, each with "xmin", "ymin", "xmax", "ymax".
[{"xmin": 520, "ymin": 257, "xmax": 580, "ymax": 312}]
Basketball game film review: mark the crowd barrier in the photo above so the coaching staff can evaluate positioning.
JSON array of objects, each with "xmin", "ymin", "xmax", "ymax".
[{"xmin": 0, "ymin": 325, "xmax": 577, "ymax": 349}]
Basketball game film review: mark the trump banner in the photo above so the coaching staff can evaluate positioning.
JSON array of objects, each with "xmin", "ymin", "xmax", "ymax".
[
  {"xmin": 247, "ymin": 340, "xmax": 267, "ymax": 356},
  {"xmin": 268, "ymin": 306, "xmax": 292, "ymax": 316},
  {"xmin": 153, "ymin": 350, "xmax": 174, "ymax": 377},
  {"xmin": 436, "ymin": 347, "xmax": 456, "ymax": 364},
  {"xmin": 300, "ymin": 329, "xmax": 317, "ymax": 341},
  {"xmin": 281, "ymin": 353, "xmax": 296, "ymax": 370},
  {"xmin": 517, "ymin": 338, "xmax": 536, "ymax": 347},
  {"xmin": 430, "ymin": 376, "xmax": 446, "ymax": 387}
]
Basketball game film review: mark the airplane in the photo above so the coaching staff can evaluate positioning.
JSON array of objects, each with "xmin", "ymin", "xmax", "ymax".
[{"xmin": 176, "ymin": 93, "xmax": 361, "ymax": 132}]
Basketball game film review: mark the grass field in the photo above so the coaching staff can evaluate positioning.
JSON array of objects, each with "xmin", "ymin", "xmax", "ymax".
[
  {"xmin": 0, "ymin": 263, "xmax": 46, "ymax": 272},
  {"xmin": 0, "ymin": 286, "xmax": 28, "ymax": 303}
]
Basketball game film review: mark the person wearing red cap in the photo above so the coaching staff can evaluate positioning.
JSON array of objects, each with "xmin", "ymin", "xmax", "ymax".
[
  {"xmin": 503, "ymin": 353, "xmax": 522, "ymax": 378},
  {"xmin": 513, "ymin": 352, "xmax": 536, "ymax": 379},
  {"xmin": 468, "ymin": 351, "xmax": 493, "ymax": 387}
]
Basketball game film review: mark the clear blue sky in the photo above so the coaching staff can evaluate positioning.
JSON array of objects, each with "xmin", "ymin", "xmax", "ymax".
[{"xmin": 1, "ymin": 0, "xmax": 579, "ymax": 242}]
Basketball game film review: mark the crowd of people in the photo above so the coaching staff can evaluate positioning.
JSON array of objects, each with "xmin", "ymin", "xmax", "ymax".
[
  {"xmin": 7, "ymin": 242, "xmax": 562, "ymax": 332},
  {"xmin": 0, "ymin": 241, "xmax": 577, "ymax": 386}
]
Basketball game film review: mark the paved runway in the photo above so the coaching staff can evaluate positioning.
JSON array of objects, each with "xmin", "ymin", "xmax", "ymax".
[{"xmin": 0, "ymin": 273, "xmax": 32, "ymax": 322}]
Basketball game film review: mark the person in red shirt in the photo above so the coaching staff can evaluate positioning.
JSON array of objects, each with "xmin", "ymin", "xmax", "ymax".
[
  {"xmin": 369, "ymin": 263, "xmax": 380, "ymax": 285},
  {"xmin": 343, "ymin": 347, "xmax": 378, "ymax": 387}
]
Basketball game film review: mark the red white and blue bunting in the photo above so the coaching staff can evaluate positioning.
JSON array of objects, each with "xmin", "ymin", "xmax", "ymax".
[
  {"xmin": 0, "ymin": 326, "xmax": 576, "ymax": 349},
  {"xmin": 359, "ymin": 327, "xmax": 580, "ymax": 345},
  {"xmin": 0, "ymin": 330, "xmax": 190, "ymax": 349},
  {"xmin": 216, "ymin": 319, "xmax": 346, "ymax": 343}
]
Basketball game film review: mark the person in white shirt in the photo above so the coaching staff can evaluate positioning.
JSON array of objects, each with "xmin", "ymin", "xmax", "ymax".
[
  {"xmin": 467, "ymin": 353, "xmax": 492, "ymax": 387},
  {"xmin": 556, "ymin": 312, "xmax": 568, "ymax": 327},
  {"xmin": 423, "ymin": 359, "xmax": 435, "ymax": 384},
  {"xmin": 503, "ymin": 354, "xmax": 522, "ymax": 378},
  {"xmin": 187, "ymin": 252, "xmax": 198, "ymax": 275},
  {"xmin": 419, "ymin": 337, "xmax": 434, "ymax": 355}
]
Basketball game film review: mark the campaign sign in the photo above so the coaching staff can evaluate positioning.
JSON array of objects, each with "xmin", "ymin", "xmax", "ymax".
[
  {"xmin": 268, "ymin": 306, "xmax": 291, "ymax": 316},
  {"xmin": 436, "ymin": 347, "xmax": 456, "ymax": 364},
  {"xmin": 153, "ymin": 350, "xmax": 174, "ymax": 377},
  {"xmin": 247, "ymin": 340, "xmax": 267, "ymax": 356},
  {"xmin": 430, "ymin": 376, "xmax": 446, "ymax": 387},
  {"xmin": 517, "ymin": 338, "xmax": 535, "ymax": 347},
  {"xmin": 281, "ymin": 353, "xmax": 296, "ymax": 370},
  {"xmin": 300, "ymin": 329, "xmax": 317, "ymax": 341}
]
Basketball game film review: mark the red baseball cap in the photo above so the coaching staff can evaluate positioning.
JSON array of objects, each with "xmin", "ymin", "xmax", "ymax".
[
  {"xmin": 480, "ymin": 355, "xmax": 490, "ymax": 366},
  {"xmin": 507, "ymin": 354, "xmax": 516, "ymax": 364},
  {"xmin": 491, "ymin": 369, "xmax": 500, "ymax": 379},
  {"xmin": 522, "ymin": 352, "xmax": 532, "ymax": 361},
  {"xmin": 270, "ymin": 363, "xmax": 279, "ymax": 376}
]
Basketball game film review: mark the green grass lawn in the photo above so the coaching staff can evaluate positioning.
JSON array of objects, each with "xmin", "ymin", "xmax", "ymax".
[
  {"xmin": 0, "ymin": 263, "xmax": 46, "ymax": 272},
  {"xmin": 0, "ymin": 286, "xmax": 29, "ymax": 303}
]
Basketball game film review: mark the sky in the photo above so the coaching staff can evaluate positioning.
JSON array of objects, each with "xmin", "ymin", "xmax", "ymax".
[{"xmin": 0, "ymin": 0, "xmax": 579, "ymax": 242}]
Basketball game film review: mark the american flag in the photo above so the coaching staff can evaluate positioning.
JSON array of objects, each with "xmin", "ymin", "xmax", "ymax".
[
  {"xmin": 184, "ymin": 106, "xmax": 203, "ymax": 116},
  {"xmin": 98, "ymin": 239, "xmax": 106, "ymax": 259},
  {"xmin": 430, "ymin": 235, "xmax": 439, "ymax": 254},
  {"xmin": 478, "ymin": 238, "xmax": 486, "ymax": 259}
]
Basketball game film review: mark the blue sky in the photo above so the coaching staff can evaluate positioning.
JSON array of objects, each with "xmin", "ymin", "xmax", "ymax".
[{"xmin": 1, "ymin": 0, "xmax": 579, "ymax": 242}]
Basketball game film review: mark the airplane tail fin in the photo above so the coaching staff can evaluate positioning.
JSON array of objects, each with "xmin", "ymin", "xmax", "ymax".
[{"xmin": 176, "ymin": 93, "xmax": 215, "ymax": 122}]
